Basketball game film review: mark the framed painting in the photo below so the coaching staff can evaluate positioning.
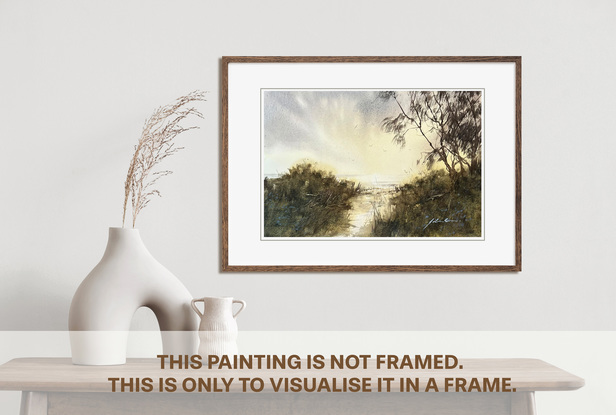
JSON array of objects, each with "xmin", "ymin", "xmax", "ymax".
[{"xmin": 222, "ymin": 56, "xmax": 521, "ymax": 272}]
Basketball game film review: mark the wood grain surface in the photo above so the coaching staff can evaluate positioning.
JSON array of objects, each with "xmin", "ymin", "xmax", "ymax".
[
  {"xmin": 0, "ymin": 358, "xmax": 583, "ymax": 393},
  {"xmin": 46, "ymin": 392, "xmax": 515, "ymax": 415}
]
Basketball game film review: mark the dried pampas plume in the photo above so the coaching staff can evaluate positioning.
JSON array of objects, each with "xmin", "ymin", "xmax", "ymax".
[{"xmin": 122, "ymin": 91, "xmax": 206, "ymax": 228}]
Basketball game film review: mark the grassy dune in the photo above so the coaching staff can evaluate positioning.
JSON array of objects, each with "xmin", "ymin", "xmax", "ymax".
[
  {"xmin": 371, "ymin": 169, "xmax": 482, "ymax": 238},
  {"xmin": 263, "ymin": 163, "xmax": 361, "ymax": 237}
]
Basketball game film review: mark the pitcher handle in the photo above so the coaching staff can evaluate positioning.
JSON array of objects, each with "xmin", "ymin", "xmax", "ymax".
[
  {"xmin": 232, "ymin": 300, "xmax": 246, "ymax": 318},
  {"xmin": 191, "ymin": 298, "xmax": 204, "ymax": 318}
]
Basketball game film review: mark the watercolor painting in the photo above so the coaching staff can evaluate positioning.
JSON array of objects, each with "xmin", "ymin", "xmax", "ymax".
[{"xmin": 262, "ymin": 90, "xmax": 483, "ymax": 239}]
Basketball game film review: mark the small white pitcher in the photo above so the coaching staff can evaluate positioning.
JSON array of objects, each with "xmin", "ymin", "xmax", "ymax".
[{"xmin": 190, "ymin": 296, "xmax": 246, "ymax": 358}]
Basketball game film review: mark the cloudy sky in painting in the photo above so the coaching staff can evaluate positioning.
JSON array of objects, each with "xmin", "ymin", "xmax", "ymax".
[{"xmin": 262, "ymin": 90, "xmax": 432, "ymax": 184}]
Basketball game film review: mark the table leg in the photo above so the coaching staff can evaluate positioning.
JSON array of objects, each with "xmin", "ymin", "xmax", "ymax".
[
  {"xmin": 511, "ymin": 392, "xmax": 536, "ymax": 415},
  {"xmin": 19, "ymin": 392, "xmax": 47, "ymax": 415}
]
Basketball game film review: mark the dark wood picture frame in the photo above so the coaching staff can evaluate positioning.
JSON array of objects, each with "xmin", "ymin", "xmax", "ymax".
[{"xmin": 222, "ymin": 56, "xmax": 521, "ymax": 272}]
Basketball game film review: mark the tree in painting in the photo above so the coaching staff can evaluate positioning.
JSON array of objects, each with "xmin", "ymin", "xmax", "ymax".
[
  {"xmin": 374, "ymin": 91, "xmax": 482, "ymax": 237},
  {"xmin": 379, "ymin": 91, "xmax": 482, "ymax": 181}
]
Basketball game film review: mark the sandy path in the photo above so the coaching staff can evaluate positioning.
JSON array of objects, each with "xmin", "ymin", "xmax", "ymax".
[{"xmin": 338, "ymin": 187, "xmax": 396, "ymax": 237}]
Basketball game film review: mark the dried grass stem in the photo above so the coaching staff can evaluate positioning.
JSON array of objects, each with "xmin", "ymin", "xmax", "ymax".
[{"xmin": 122, "ymin": 91, "xmax": 206, "ymax": 227}]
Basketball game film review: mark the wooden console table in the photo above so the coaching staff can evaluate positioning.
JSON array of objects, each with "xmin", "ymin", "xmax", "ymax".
[{"xmin": 0, "ymin": 358, "xmax": 583, "ymax": 415}]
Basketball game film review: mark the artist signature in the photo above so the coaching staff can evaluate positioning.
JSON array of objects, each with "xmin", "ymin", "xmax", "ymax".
[{"xmin": 423, "ymin": 217, "xmax": 460, "ymax": 230}]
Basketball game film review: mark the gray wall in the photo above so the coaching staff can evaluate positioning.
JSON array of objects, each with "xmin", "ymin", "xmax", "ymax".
[{"xmin": 0, "ymin": 0, "xmax": 614, "ymax": 331}]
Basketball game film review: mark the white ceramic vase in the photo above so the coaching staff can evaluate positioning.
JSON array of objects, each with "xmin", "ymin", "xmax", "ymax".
[
  {"xmin": 191, "ymin": 297, "xmax": 246, "ymax": 358},
  {"xmin": 69, "ymin": 227, "xmax": 198, "ymax": 365}
]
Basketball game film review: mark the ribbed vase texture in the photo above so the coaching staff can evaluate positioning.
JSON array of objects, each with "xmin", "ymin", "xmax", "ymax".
[{"xmin": 191, "ymin": 297, "xmax": 246, "ymax": 358}]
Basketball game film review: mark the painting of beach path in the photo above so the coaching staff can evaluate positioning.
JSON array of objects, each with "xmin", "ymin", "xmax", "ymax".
[{"xmin": 262, "ymin": 90, "xmax": 483, "ymax": 238}]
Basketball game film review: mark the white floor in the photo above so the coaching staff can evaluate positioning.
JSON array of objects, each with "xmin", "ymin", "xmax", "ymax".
[{"xmin": 0, "ymin": 331, "xmax": 613, "ymax": 414}]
